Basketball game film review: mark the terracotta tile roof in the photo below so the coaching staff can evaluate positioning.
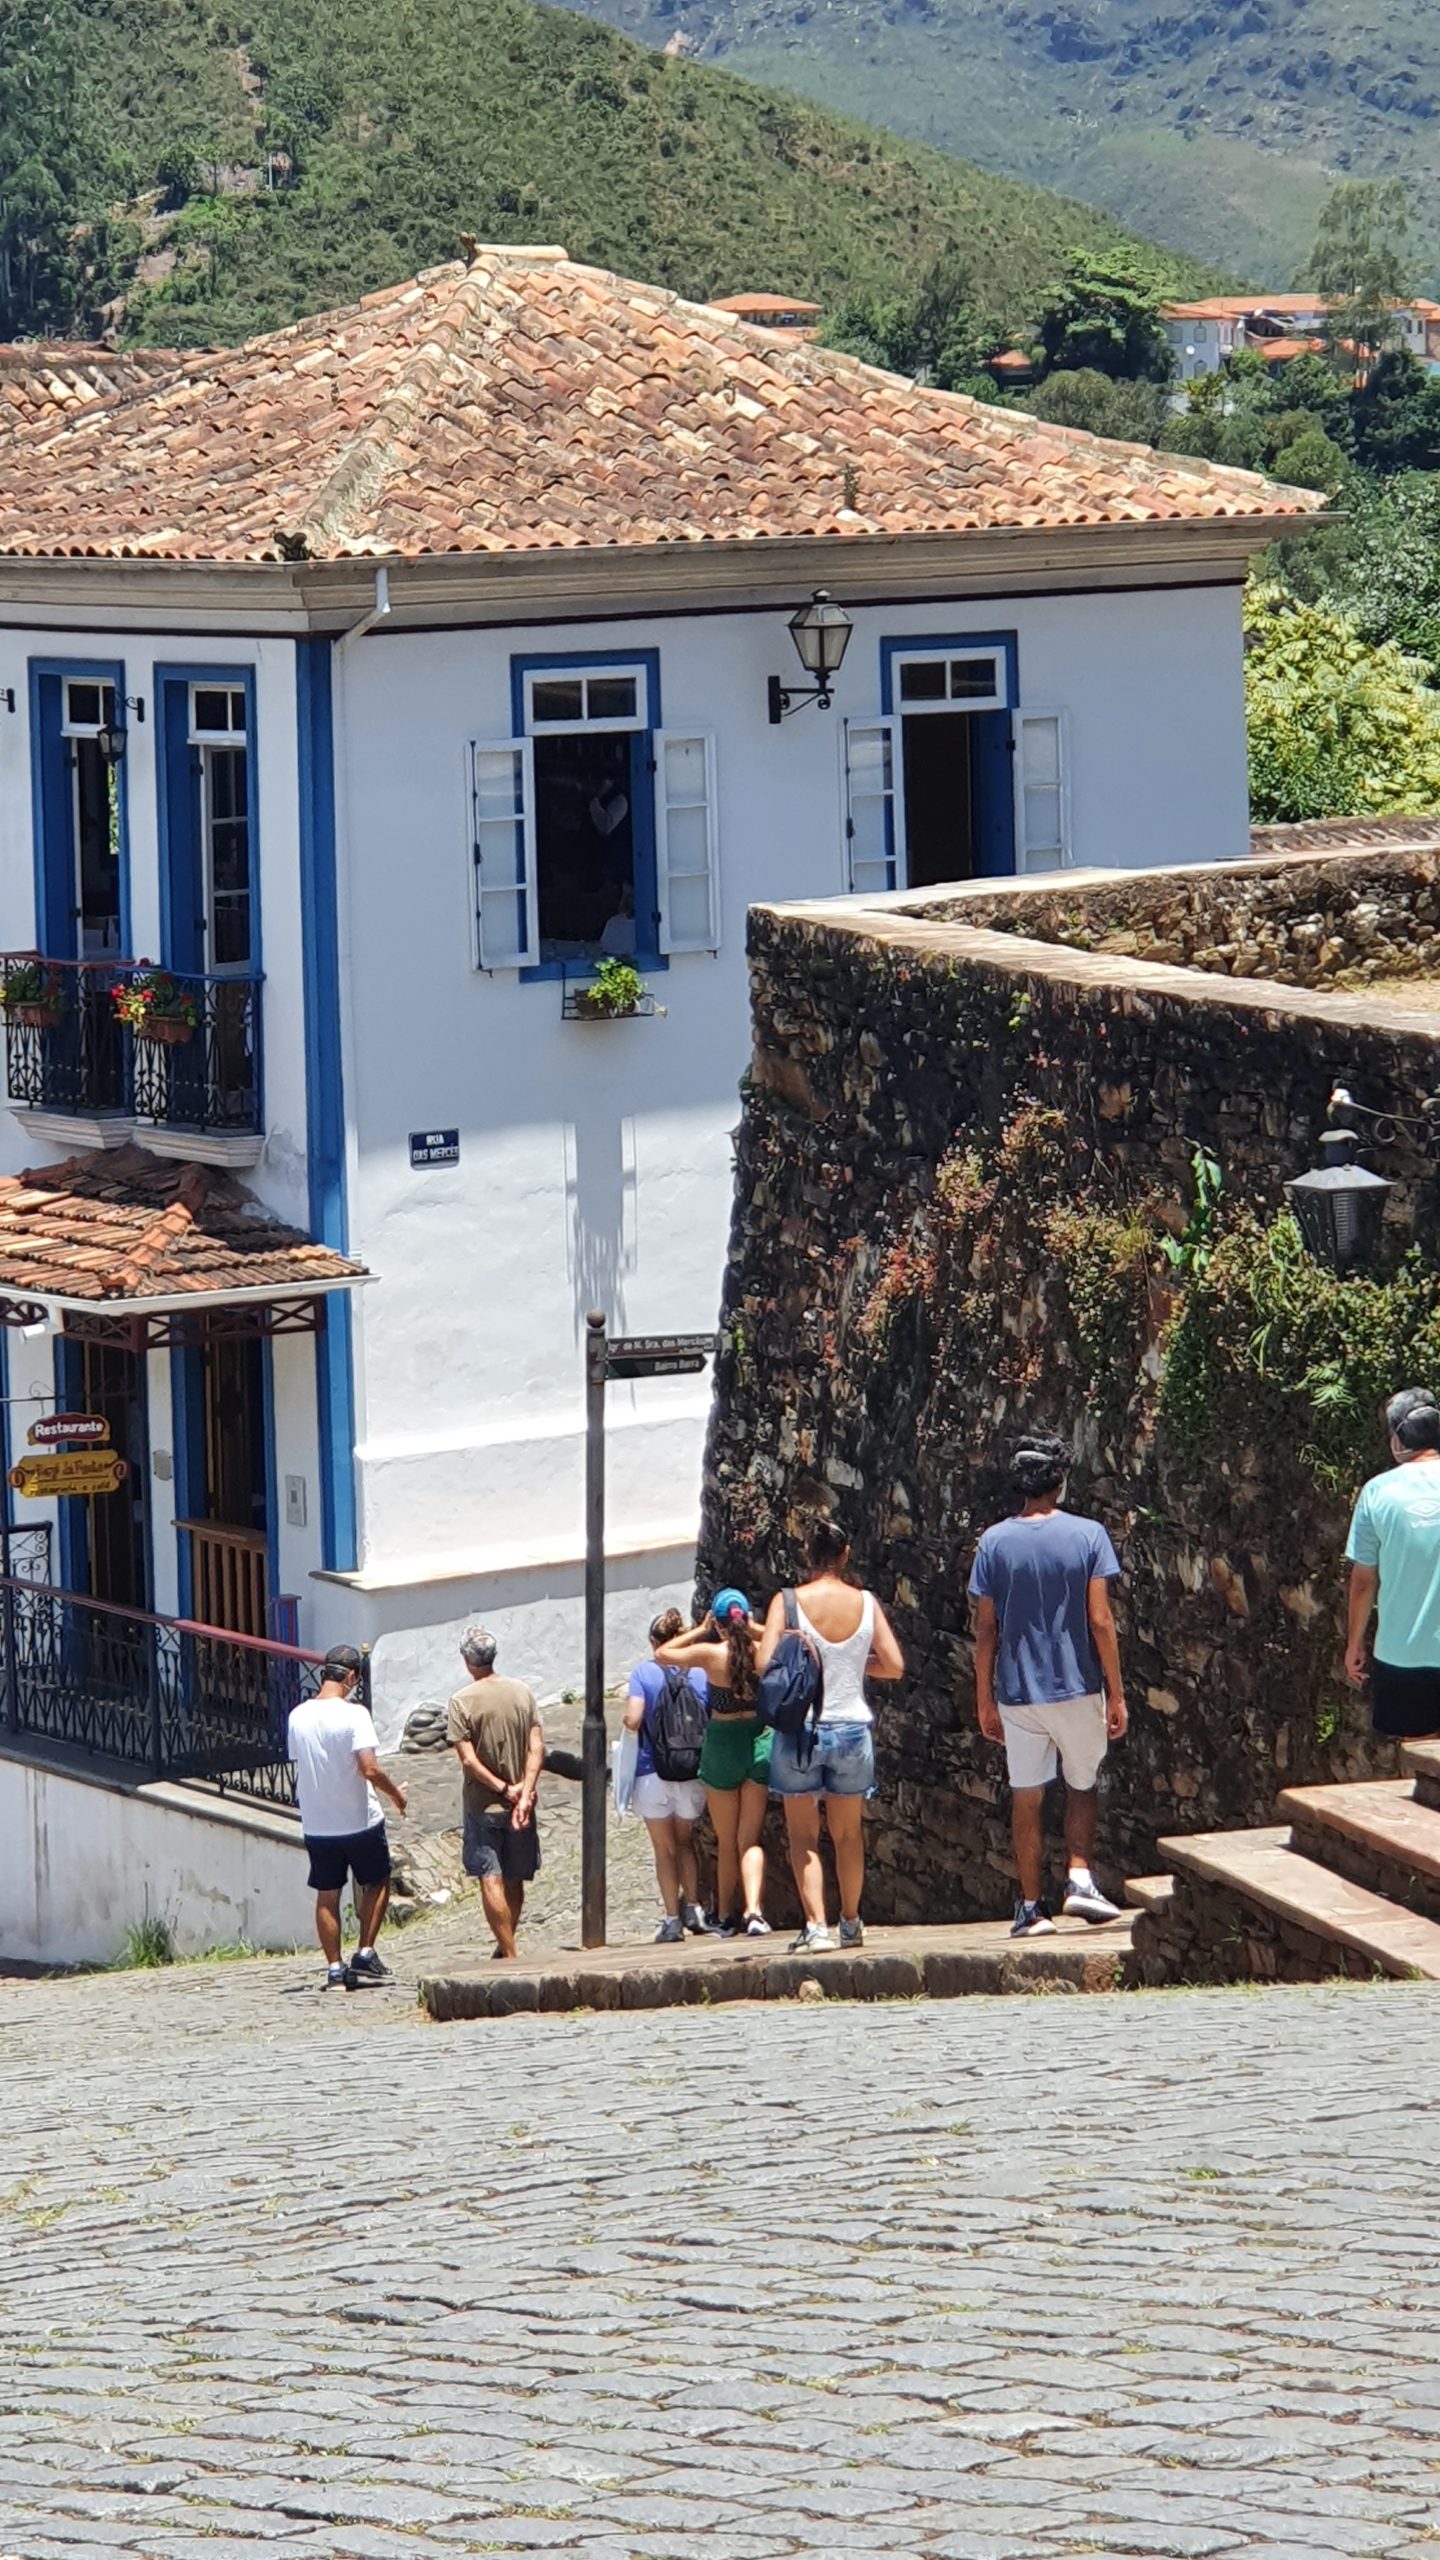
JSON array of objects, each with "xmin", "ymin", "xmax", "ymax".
[
  {"xmin": 0, "ymin": 1147, "xmax": 366, "ymax": 1303},
  {"xmin": 0, "ymin": 344, "xmax": 193, "ymax": 434},
  {"xmin": 0, "ymin": 250, "xmax": 1326, "ymax": 564},
  {"xmin": 710, "ymin": 293, "xmax": 822, "ymax": 316}
]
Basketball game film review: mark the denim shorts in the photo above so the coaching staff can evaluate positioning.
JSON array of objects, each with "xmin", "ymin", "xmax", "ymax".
[{"xmin": 770, "ymin": 1720, "xmax": 876, "ymax": 1798}]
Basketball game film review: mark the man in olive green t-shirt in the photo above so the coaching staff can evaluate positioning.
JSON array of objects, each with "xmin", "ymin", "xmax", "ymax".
[{"xmin": 445, "ymin": 1624, "xmax": 545, "ymax": 1959}]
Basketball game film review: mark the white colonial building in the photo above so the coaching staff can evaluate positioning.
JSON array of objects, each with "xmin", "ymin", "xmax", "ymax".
[{"xmin": 0, "ymin": 247, "xmax": 1317, "ymax": 1740}]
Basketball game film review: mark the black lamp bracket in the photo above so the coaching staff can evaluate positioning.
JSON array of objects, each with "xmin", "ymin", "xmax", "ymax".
[
  {"xmin": 1329, "ymin": 1084, "xmax": 1440, "ymax": 1159},
  {"xmin": 767, "ymin": 675, "xmax": 836, "ymax": 724}
]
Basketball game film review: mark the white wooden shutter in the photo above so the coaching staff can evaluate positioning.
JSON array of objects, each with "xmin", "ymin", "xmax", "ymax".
[
  {"xmin": 654, "ymin": 730, "xmax": 718, "ymax": 953},
  {"xmin": 470, "ymin": 738, "xmax": 537, "ymax": 968},
  {"xmin": 1014, "ymin": 711, "xmax": 1069, "ymax": 872},
  {"xmin": 843, "ymin": 717, "xmax": 904, "ymax": 893}
]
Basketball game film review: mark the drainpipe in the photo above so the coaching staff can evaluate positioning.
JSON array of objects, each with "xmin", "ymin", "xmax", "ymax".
[{"xmin": 339, "ymin": 563, "xmax": 392, "ymax": 650}]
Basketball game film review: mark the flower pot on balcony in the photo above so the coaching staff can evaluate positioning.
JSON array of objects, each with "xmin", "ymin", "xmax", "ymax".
[
  {"xmin": 136, "ymin": 1014, "xmax": 194, "ymax": 1046},
  {"xmin": 571, "ymin": 989, "xmax": 640, "ymax": 1020},
  {"xmin": 11, "ymin": 1002, "xmax": 61, "ymax": 1031}
]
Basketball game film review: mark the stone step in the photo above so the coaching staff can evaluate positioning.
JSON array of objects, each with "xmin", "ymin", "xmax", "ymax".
[
  {"xmin": 1158, "ymin": 1823, "xmax": 1440, "ymax": 1980},
  {"xmin": 1124, "ymin": 1873, "xmax": 1176, "ymax": 1915},
  {"xmin": 1401, "ymin": 1738, "xmax": 1440, "ymax": 1812},
  {"xmin": 1279, "ymin": 1778, "xmax": 1440, "ymax": 1926},
  {"xmin": 419, "ymin": 1915, "xmax": 1135, "ymax": 2020}
]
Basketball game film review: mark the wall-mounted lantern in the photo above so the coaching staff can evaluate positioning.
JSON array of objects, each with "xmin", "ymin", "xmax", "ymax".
[
  {"xmin": 768, "ymin": 590, "xmax": 853, "ymax": 724},
  {"xmin": 1286, "ymin": 1128, "xmax": 1392, "ymax": 1273},
  {"xmin": 96, "ymin": 723, "xmax": 127, "ymax": 767}
]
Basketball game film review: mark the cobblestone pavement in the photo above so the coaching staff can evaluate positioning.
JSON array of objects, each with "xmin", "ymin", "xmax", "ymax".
[{"xmin": 3, "ymin": 1966, "xmax": 1440, "ymax": 2559}]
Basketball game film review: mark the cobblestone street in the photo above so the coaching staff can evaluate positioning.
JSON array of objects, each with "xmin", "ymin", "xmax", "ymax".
[{"xmin": 3, "ymin": 1966, "xmax": 1440, "ymax": 2558}]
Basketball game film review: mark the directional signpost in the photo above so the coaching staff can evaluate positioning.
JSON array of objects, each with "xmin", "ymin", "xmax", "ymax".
[{"xmin": 581, "ymin": 1313, "xmax": 719, "ymax": 1947}]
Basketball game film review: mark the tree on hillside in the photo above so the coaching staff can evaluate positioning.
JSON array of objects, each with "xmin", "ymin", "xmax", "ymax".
[
  {"xmin": 1244, "ymin": 583, "xmax": 1440, "ymax": 823},
  {"xmin": 821, "ymin": 256, "xmax": 1004, "ymax": 389},
  {"xmin": 1024, "ymin": 366, "xmax": 1166, "ymax": 443},
  {"xmin": 1034, "ymin": 252, "xmax": 1170, "ymax": 383},
  {"xmin": 0, "ymin": 0, "xmax": 92, "ymax": 335},
  {"xmin": 1349, "ymin": 348, "xmax": 1440, "ymax": 474},
  {"xmin": 1302, "ymin": 179, "xmax": 1410, "ymax": 380}
]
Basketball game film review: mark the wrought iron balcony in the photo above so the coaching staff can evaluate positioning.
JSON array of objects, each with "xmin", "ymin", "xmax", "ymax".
[
  {"xmin": 1, "ymin": 958, "xmax": 263, "ymax": 1137},
  {"xmin": 0, "ymin": 1572, "xmax": 351, "ymax": 1805}
]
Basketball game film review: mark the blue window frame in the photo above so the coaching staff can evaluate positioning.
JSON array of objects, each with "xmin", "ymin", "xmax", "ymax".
[
  {"xmin": 28, "ymin": 656, "xmax": 131, "ymax": 959},
  {"xmin": 876, "ymin": 630, "xmax": 1020, "ymax": 883},
  {"xmin": 156, "ymin": 665, "xmax": 260, "ymax": 979},
  {"xmin": 508, "ymin": 647, "xmax": 665, "ymax": 982}
]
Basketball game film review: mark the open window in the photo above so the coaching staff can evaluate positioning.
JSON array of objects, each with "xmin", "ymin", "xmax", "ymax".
[
  {"xmin": 476, "ymin": 657, "xmax": 719, "ymax": 973},
  {"xmin": 60, "ymin": 677, "xmax": 123, "ymax": 958}
]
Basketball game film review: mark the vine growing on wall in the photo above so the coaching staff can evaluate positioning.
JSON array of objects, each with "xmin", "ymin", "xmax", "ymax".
[{"xmin": 849, "ymin": 1107, "xmax": 1440, "ymax": 1497}]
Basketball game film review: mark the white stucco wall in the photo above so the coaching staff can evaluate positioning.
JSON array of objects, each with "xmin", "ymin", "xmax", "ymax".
[
  {"xmin": 331, "ymin": 581, "xmax": 1249, "ymax": 1695},
  {"xmin": 0, "ymin": 1756, "xmax": 311, "ymax": 1963}
]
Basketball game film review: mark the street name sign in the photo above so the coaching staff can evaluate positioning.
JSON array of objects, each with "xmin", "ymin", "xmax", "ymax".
[
  {"xmin": 27, "ymin": 1412, "xmax": 111, "ymax": 1448},
  {"xmin": 9, "ymin": 1451, "xmax": 129, "ymax": 1498},
  {"xmin": 604, "ymin": 1331, "xmax": 718, "ymax": 1381},
  {"xmin": 409, "ymin": 1128, "xmax": 460, "ymax": 1168}
]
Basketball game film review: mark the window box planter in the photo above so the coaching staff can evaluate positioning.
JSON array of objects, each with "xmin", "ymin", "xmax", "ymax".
[
  {"xmin": 112, "ymin": 965, "xmax": 201, "ymax": 1048},
  {"xmin": 10, "ymin": 1001, "xmax": 63, "ymax": 1031},
  {"xmin": 1, "ymin": 962, "xmax": 67, "ymax": 1031},
  {"xmin": 561, "ymin": 961, "xmax": 664, "ymax": 1022},
  {"xmin": 134, "ymin": 1014, "xmax": 195, "ymax": 1047}
]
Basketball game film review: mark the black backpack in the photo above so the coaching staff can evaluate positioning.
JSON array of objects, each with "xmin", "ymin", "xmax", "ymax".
[
  {"xmin": 647, "ymin": 1667, "xmax": 709, "ymax": 1783},
  {"xmin": 756, "ymin": 1590, "xmax": 825, "ymax": 1763}
]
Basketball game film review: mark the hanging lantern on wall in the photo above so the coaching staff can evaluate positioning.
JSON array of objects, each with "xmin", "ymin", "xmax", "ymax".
[{"xmin": 1285, "ymin": 1129, "xmax": 1392, "ymax": 1273}]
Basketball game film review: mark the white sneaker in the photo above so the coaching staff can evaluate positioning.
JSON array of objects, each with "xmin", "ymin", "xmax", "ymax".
[
  {"xmin": 743, "ymin": 1913, "xmax": 772, "ymax": 1937},
  {"xmin": 1062, "ymin": 1879, "xmax": 1122, "ymax": 1925},
  {"xmin": 789, "ymin": 1922, "xmax": 833, "ymax": 1953},
  {"xmin": 654, "ymin": 1914, "xmax": 685, "ymax": 1944}
]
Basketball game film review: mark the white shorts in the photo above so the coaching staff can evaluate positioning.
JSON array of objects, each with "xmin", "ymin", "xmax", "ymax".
[
  {"xmin": 999, "ymin": 1695, "xmax": 1107, "ymax": 1792},
  {"xmin": 632, "ymin": 1771, "xmax": 706, "ymax": 1823}
]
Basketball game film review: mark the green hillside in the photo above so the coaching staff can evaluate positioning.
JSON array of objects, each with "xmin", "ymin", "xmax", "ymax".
[
  {"xmin": 551, "ymin": 0, "xmax": 1440, "ymax": 290},
  {"xmin": 13, "ymin": 0, "xmax": 1222, "ymax": 347}
]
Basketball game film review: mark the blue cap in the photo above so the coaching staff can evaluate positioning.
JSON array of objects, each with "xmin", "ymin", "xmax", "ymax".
[{"xmin": 710, "ymin": 1586, "xmax": 751, "ymax": 1623}]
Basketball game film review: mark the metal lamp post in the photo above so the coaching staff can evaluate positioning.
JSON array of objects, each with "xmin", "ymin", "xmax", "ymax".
[
  {"xmin": 768, "ymin": 589, "xmax": 854, "ymax": 723},
  {"xmin": 1285, "ymin": 1129, "xmax": 1392, "ymax": 1273}
]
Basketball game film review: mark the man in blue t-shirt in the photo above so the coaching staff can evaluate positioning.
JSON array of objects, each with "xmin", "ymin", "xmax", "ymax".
[
  {"xmin": 1345, "ymin": 1385, "xmax": 1440, "ymax": 1737},
  {"xmin": 969, "ymin": 1435, "xmax": 1128, "ymax": 1938}
]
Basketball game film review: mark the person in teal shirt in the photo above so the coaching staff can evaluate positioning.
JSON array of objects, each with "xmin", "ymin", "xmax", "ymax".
[{"xmin": 1345, "ymin": 1387, "xmax": 1440, "ymax": 1736}]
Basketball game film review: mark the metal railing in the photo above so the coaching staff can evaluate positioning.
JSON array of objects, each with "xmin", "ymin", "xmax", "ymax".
[
  {"xmin": 0, "ymin": 1574, "xmax": 356, "ymax": 1806},
  {"xmin": 1, "ymin": 957, "xmax": 263, "ymax": 1136}
]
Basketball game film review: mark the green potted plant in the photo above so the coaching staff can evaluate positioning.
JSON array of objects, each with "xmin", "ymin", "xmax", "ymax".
[
  {"xmin": 1, "ymin": 959, "xmax": 66, "ymax": 1031},
  {"xmin": 570, "ymin": 958, "xmax": 662, "ymax": 1021},
  {"xmin": 112, "ymin": 964, "xmax": 200, "ymax": 1046}
]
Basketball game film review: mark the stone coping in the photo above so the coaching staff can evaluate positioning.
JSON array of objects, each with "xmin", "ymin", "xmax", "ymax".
[
  {"xmin": 418, "ymin": 1913, "xmax": 1134, "ymax": 2017},
  {"xmin": 756, "ymin": 889, "xmax": 1440, "ymax": 1047}
]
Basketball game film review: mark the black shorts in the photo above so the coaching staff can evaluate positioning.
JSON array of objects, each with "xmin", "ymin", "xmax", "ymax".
[
  {"xmin": 305, "ymin": 1822, "xmax": 392, "ymax": 1893},
  {"xmin": 463, "ymin": 1812, "xmax": 541, "ymax": 1884},
  {"xmin": 1370, "ymin": 1659, "xmax": 1440, "ymax": 1738}
]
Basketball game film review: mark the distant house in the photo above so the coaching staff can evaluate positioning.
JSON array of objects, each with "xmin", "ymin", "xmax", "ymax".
[
  {"xmin": 986, "ymin": 348, "xmax": 1037, "ymax": 387},
  {"xmin": 0, "ymin": 247, "xmax": 1321, "ymax": 1724},
  {"xmin": 1162, "ymin": 295, "xmax": 1440, "ymax": 383},
  {"xmin": 709, "ymin": 291, "xmax": 822, "ymax": 339}
]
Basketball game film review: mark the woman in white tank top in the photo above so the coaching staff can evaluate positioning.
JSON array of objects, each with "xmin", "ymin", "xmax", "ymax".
[{"xmin": 757, "ymin": 1518, "xmax": 905, "ymax": 1955}]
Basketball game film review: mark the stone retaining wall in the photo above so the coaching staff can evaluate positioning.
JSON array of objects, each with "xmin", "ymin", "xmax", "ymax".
[
  {"xmin": 913, "ymin": 824, "xmax": 1440, "ymax": 992},
  {"xmin": 1127, "ymin": 1874, "xmax": 1377, "ymax": 1986},
  {"xmin": 700, "ymin": 854, "xmax": 1440, "ymax": 1922}
]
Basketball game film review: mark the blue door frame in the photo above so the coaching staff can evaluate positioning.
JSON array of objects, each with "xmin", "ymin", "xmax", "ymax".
[{"xmin": 879, "ymin": 631, "xmax": 1019, "ymax": 881}]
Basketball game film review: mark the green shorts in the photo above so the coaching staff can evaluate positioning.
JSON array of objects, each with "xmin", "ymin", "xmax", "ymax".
[{"xmin": 699, "ymin": 1714, "xmax": 773, "ymax": 1793}]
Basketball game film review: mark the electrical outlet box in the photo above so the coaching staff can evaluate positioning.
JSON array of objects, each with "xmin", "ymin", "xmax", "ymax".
[{"xmin": 285, "ymin": 1474, "xmax": 308, "ymax": 1529}]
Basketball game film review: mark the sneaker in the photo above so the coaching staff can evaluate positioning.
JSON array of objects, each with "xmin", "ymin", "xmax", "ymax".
[
  {"xmin": 715, "ymin": 1916, "xmax": 740, "ymax": 1939},
  {"xmin": 654, "ymin": 1915, "xmax": 685, "ymax": 1944},
  {"xmin": 789, "ymin": 1922, "xmax": 833, "ymax": 1953},
  {"xmin": 1010, "ymin": 1900, "xmax": 1056, "ymax": 1939},
  {"xmin": 839, "ymin": 1916, "xmax": 864, "ymax": 1949},
  {"xmin": 325, "ymin": 1963, "xmax": 346, "ymax": 1988},
  {"xmin": 343, "ymin": 1949, "xmax": 391, "ymax": 1989},
  {"xmin": 743, "ymin": 1913, "xmax": 772, "ymax": 1937},
  {"xmin": 1062, "ymin": 1878, "xmax": 1123, "ymax": 1925},
  {"xmin": 681, "ymin": 1901, "xmax": 713, "ymax": 1936}
]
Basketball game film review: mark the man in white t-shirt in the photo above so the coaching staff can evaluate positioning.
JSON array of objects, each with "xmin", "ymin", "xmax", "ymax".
[{"xmin": 287, "ymin": 1646, "xmax": 407, "ymax": 1990}]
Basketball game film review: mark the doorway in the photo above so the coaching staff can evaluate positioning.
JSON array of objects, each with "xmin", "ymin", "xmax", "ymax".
[
  {"xmin": 56, "ymin": 1340, "xmax": 151, "ymax": 1613},
  {"xmin": 176, "ymin": 1336, "xmax": 271, "ymax": 1638},
  {"xmin": 901, "ymin": 711, "xmax": 978, "ymax": 887}
]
